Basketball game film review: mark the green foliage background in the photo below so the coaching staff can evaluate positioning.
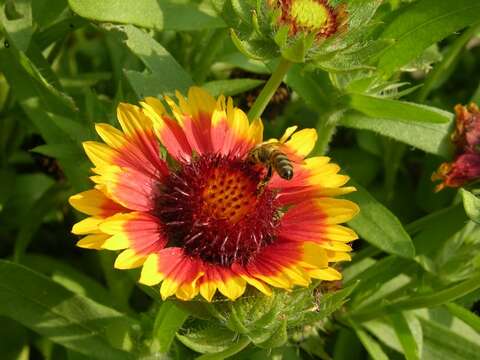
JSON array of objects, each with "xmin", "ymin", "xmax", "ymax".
[{"xmin": 1, "ymin": 0, "xmax": 480, "ymax": 359}]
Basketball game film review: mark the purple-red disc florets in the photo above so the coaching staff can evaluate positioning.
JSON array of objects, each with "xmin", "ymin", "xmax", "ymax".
[{"xmin": 157, "ymin": 155, "xmax": 280, "ymax": 266}]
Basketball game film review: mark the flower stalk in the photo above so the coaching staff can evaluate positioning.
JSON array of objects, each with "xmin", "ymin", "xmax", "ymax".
[{"xmin": 247, "ymin": 57, "xmax": 293, "ymax": 121}]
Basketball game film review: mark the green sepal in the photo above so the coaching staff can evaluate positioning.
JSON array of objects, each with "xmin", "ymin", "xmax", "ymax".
[
  {"xmin": 230, "ymin": 28, "xmax": 279, "ymax": 60},
  {"xmin": 280, "ymin": 33, "xmax": 316, "ymax": 63},
  {"xmin": 176, "ymin": 324, "xmax": 238, "ymax": 355}
]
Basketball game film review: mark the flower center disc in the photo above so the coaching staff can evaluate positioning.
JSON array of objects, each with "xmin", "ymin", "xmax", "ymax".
[
  {"xmin": 291, "ymin": 0, "xmax": 329, "ymax": 31},
  {"xmin": 158, "ymin": 155, "xmax": 279, "ymax": 266},
  {"xmin": 201, "ymin": 168, "xmax": 258, "ymax": 224}
]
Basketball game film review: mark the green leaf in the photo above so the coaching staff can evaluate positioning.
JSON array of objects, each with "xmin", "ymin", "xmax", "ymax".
[
  {"xmin": 333, "ymin": 329, "xmax": 364, "ymax": 360},
  {"xmin": 21, "ymin": 254, "xmax": 113, "ymax": 308},
  {"xmin": 176, "ymin": 324, "xmax": 238, "ymax": 354},
  {"xmin": 219, "ymin": 52, "xmax": 270, "ymax": 74},
  {"xmin": 32, "ymin": 0, "xmax": 68, "ymax": 29},
  {"xmin": 460, "ymin": 189, "xmax": 480, "ymax": 224},
  {"xmin": 13, "ymin": 183, "xmax": 70, "ymax": 261},
  {"xmin": 315, "ymin": 39, "xmax": 392, "ymax": 72},
  {"xmin": 390, "ymin": 312, "xmax": 421, "ymax": 360},
  {"xmin": 378, "ymin": 0, "xmax": 480, "ymax": 76},
  {"xmin": 203, "ymin": 78, "xmax": 264, "ymax": 97},
  {"xmin": 413, "ymin": 204, "xmax": 468, "ymax": 263},
  {"xmin": 285, "ymin": 65, "xmax": 338, "ymax": 114},
  {"xmin": 352, "ymin": 324, "xmax": 389, "ymax": 360},
  {"xmin": 0, "ymin": 168, "xmax": 16, "ymax": 208},
  {"xmin": 339, "ymin": 110, "xmax": 453, "ymax": 157},
  {"xmin": 362, "ymin": 312, "xmax": 423, "ymax": 358},
  {"xmin": 99, "ymin": 252, "xmax": 136, "ymax": 313},
  {"xmin": 34, "ymin": 16, "xmax": 88, "ymax": 50},
  {"xmin": 344, "ymin": 256, "xmax": 414, "ymax": 309},
  {"xmin": 0, "ymin": 46, "xmax": 76, "ymax": 114},
  {"xmin": 31, "ymin": 144, "xmax": 86, "ymax": 160},
  {"xmin": 350, "ymin": 273, "xmax": 480, "ymax": 323},
  {"xmin": 416, "ymin": 25, "xmax": 480, "ymax": 102},
  {"xmin": 302, "ymin": 284, "xmax": 359, "ymax": 326},
  {"xmin": 104, "ymin": 24, "xmax": 193, "ymax": 98},
  {"xmin": 347, "ymin": 93, "xmax": 452, "ymax": 124},
  {"xmin": 68, "ymin": 0, "xmax": 225, "ymax": 31},
  {"xmin": 255, "ymin": 319, "xmax": 287, "ymax": 349},
  {"xmin": 0, "ymin": 173, "xmax": 55, "ymax": 228},
  {"xmin": 151, "ymin": 301, "xmax": 189, "ymax": 353},
  {"xmin": 0, "ymin": 317, "xmax": 29, "ymax": 360},
  {"xmin": 195, "ymin": 337, "xmax": 251, "ymax": 360},
  {"xmin": 445, "ymin": 303, "xmax": 480, "ymax": 333},
  {"xmin": 419, "ymin": 310, "xmax": 480, "ymax": 360},
  {"xmin": 346, "ymin": 180, "xmax": 415, "ymax": 258},
  {"xmin": 0, "ymin": 0, "xmax": 34, "ymax": 52},
  {"xmin": 0, "ymin": 261, "xmax": 137, "ymax": 359}
]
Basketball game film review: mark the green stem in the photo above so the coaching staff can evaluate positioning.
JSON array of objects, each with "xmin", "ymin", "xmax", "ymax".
[
  {"xmin": 315, "ymin": 115, "xmax": 337, "ymax": 155},
  {"xmin": 247, "ymin": 58, "xmax": 292, "ymax": 121},
  {"xmin": 417, "ymin": 23, "xmax": 480, "ymax": 102}
]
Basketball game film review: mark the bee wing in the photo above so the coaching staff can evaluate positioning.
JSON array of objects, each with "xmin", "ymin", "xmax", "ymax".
[{"xmin": 278, "ymin": 143, "xmax": 305, "ymax": 164}]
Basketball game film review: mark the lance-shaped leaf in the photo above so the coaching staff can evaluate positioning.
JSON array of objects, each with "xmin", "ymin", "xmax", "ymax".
[
  {"xmin": 339, "ymin": 110, "xmax": 453, "ymax": 158},
  {"xmin": 346, "ymin": 180, "xmax": 415, "ymax": 258},
  {"xmin": 0, "ymin": 261, "xmax": 137, "ymax": 359}
]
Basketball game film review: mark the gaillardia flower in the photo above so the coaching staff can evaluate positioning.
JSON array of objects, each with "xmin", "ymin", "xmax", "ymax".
[
  {"xmin": 69, "ymin": 87, "xmax": 359, "ymax": 302},
  {"xmin": 433, "ymin": 103, "xmax": 480, "ymax": 191}
]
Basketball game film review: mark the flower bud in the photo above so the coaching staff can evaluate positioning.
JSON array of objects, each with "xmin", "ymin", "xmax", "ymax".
[
  {"xmin": 216, "ymin": 0, "xmax": 383, "ymax": 65},
  {"xmin": 271, "ymin": 0, "xmax": 347, "ymax": 40}
]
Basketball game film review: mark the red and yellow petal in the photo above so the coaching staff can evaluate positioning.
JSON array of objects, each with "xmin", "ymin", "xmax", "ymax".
[
  {"xmin": 139, "ymin": 248, "xmax": 204, "ymax": 301},
  {"xmin": 82, "ymin": 141, "xmax": 119, "ymax": 171},
  {"xmin": 69, "ymin": 189, "xmax": 126, "ymax": 217},
  {"xmin": 210, "ymin": 96, "xmax": 263, "ymax": 157},
  {"xmin": 142, "ymin": 87, "xmax": 263, "ymax": 160},
  {"xmin": 242, "ymin": 241, "xmax": 312, "ymax": 289},
  {"xmin": 92, "ymin": 165, "xmax": 160, "ymax": 212},
  {"xmin": 278, "ymin": 198, "xmax": 359, "ymax": 251},
  {"xmin": 84, "ymin": 107, "xmax": 168, "ymax": 182},
  {"xmin": 76, "ymin": 233, "xmax": 110, "ymax": 250},
  {"xmin": 99, "ymin": 212, "xmax": 166, "ymax": 262},
  {"xmin": 166, "ymin": 88, "xmax": 215, "ymax": 155},
  {"xmin": 283, "ymin": 128, "xmax": 317, "ymax": 159},
  {"xmin": 199, "ymin": 265, "xmax": 247, "ymax": 301},
  {"xmin": 72, "ymin": 216, "xmax": 104, "ymax": 235},
  {"xmin": 307, "ymin": 267, "xmax": 342, "ymax": 281},
  {"xmin": 269, "ymin": 156, "xmax": 355, "ymax": 205},
  {"xmin": 141, "ymin": 97, "xmax": 193, "ymax": 161},
  {"xmin": 272, "ymin": 126, "xmax": 317, "ymax": 161},
  {"xmin": 232, "ymin": 241, "xmax": 334, "ymax": 294},
  {"xmin": 116, "ymin": 103, "xmax": 168, "ymax": 175}
]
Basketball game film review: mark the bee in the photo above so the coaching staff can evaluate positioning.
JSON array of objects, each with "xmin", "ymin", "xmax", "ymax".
[{"xmin": 247, "ymin": 142, "xmax": 294, "ymax": 188}]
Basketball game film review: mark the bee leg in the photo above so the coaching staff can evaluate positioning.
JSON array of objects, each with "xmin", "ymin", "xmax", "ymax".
[
  {"xmin": 263, "ymin": 165, "xmax": 273, "ymax": 183},
  {"xmin": 257, "ymin": 166, "xmax": 273, "ymax": 194}
]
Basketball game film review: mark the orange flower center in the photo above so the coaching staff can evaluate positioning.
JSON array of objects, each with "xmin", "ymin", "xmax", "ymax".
[{"xmin": 201, "ymin": 168, "xmax": 258, "ymax": 224}]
